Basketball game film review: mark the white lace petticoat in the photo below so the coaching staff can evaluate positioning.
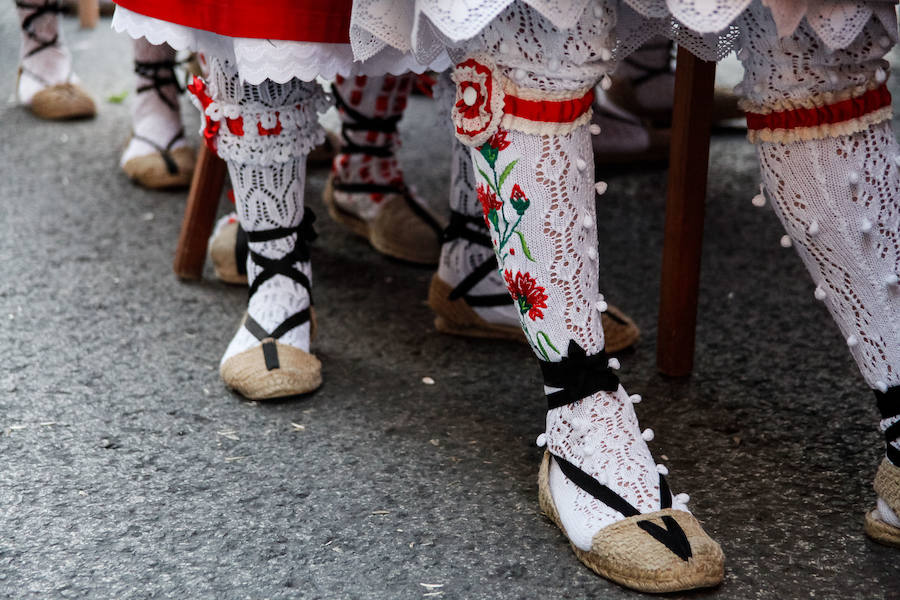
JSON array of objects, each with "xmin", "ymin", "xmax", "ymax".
[
  {"xmin": 112, "ymin": 6, "xmax": 450, "ymax": 85},
  {"xmin": 350, "ymin": 0, "xmax": 899, "ymax": 66}
]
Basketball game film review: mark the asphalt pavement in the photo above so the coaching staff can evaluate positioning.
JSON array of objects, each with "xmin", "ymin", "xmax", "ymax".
[{"xmin": 0, "ymin": 7, "xmax": 898, "ymax": 600}]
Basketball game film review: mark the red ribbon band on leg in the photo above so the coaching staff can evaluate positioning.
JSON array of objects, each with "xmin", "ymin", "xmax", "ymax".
[
  {"xmin": 746, "ymin": 84, "xmax": 892, "ymax": 132},
  {"xmin": 503, "ymin": 89, "xmax": 595, "ymax": 124}
]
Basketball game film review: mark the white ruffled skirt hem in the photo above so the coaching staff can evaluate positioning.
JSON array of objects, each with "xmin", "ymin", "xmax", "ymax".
[{"xmin": 112, "ymin": 6, "xmax": 451, "ymax": 84}]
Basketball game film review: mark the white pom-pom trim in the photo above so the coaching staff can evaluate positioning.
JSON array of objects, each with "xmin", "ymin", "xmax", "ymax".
[{"xmin": 642, "ymin": 428, "xmax": 655, "ymax": 442}]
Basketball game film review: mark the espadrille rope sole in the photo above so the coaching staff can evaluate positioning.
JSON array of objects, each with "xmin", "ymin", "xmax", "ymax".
[
  {"xmin": 123, "ymin": 146, "xmax": 196, "ymax": 190},
  {"xmin": 324, "ymin": 175, "xmax": 441, "ymax": 265},
  {"xmin": 28, "ymin": 81, "xmax": 96, "ymax": 120},
  {"xmin": 866, "ymin": 458, "xmax": 900, "ymax": 547},
  {"xmin": 537, "ymin": 452, "xmax": 724, "ymax": 593},
  {"xmin": 428, "ymin": 275, "xmax": 526, "ymax": 342},
  {"xmin": 428, "ymin": 275, "xmax": 640, "ymax": 352},
  {"xmin": 221, "ymin": 339, "xmax": 322, "ymax": 400},
  {"xmin": 864, "ymin": 510, "xmax": 900, "ymax": 548}
]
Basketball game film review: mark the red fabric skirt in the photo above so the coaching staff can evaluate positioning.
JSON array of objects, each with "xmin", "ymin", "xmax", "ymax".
[{"xmin": 113, "ymin": 0, "xmax": 352, "ymax": 44}]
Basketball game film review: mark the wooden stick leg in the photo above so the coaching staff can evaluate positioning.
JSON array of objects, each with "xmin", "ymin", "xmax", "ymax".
[
  {"xmin": 173, "ymin": 145, "xmax": 228, "ymax": 280},
  {"xmin": 77, "ymin": 0, "xmax": 99, "ymax": 28},
  {"xmin": 657, "ymin": 48, "xmax": 717, "ymax": 377}
]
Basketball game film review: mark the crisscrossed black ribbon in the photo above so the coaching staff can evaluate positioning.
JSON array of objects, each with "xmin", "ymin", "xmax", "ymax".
[
  {"xmin": 875, "ymin": 387, "xmax": 900, "ymax": 465},
  {"xmin": 540, "ymin": 340, "xmax": 620, "ymax": 410}
]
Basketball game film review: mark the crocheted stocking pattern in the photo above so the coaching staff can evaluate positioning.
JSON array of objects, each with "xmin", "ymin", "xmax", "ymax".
[
  {"xmin": 121, "ymin": 38, "xmax": 187, "ymax": 166},
  {"xmin": 739, "ymin": 7, "xmax": 900, "ymax": 392},
  {"xmin": 195, "ymin": 58, "xmax": 328, "ymax": 364},
  {"xmin": 16, "ymin": 0, "xmax": 73, "ymax": 103},
  {"xmin": 331, "ymin": 73, "xmax": 414, "ymax": 221}
]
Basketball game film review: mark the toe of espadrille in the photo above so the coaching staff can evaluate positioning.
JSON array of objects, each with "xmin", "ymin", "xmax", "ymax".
[
  {"xmin": 122, "ymin": 146, "xmax": 196, "ymax": 190},
  {"xmin": 538, "ymin": 451, "xmax": 723, "ymax": 593},
  {"xmin": 29, "ymin": 83, "xmax": 96, "ymax": 120},
  {"xmin": 587, "ymin": 509, "xmax": 725, "ymax": 593},
  {"xmin": 209, "ymin": 221, "xmax": 248, "ymax": 285},
  {"xmin": 866, "ymin": 459, "xmax": 900, "ymax": 547},
  {"xmin": 865, "ymin": 509, "xmax": 900, "ymax": 548},
  {"xmin": 369, "ymin": 196, "xmax": 441, "ymax": 266},
  {"xmin": 220, "ymin": 341, "xmax": 322, "ymax": 400}
]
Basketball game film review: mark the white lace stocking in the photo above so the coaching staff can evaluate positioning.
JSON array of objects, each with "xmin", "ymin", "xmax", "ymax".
[
  {"xmin": 121, "ymin": 38, "xmax": 187, "ymax": 166},
  {"xmin": 196, "ymin": 59, "xmax": 327, "ymax": 364},
  {"xmin": 16, "ymin": 0, "xmax": 76, "ymax": 104},
  {"xmin": 331, "ymin": 73, "xmax": 415, "ymax": 221},
  {"xmin": 221, "ymin": 158, "xmax": 312, "ymax": 363},
  {"xmin": 739, "ymin": 8, "xmax": 900, "ymax": 390},
  {"xmin": 455, "ymin": 20, "xmax": 689, "ymax": 547}
]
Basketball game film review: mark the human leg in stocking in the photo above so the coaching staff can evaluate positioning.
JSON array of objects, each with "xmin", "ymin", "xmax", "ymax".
[
  {"xmin": 736, "ymin": 3, "xmax": 900, "ymax": 547},
  {"xmin": 448, "ymin": 4, "xmax": 723, "ymax": 590},
  {"xmin": 15, "ymin": 0, "xmax": 94, "ymax": 119},
  {"xmin": 188, "ymin": 57, "xmax": 331, "ymax": 399},
  {"xmin": 121, "ymin": 37, "xmax": 195, "ymax": 189},
  {"xmin": 326, "ymin": 73, "xmax": 442, "ymax": 265}
]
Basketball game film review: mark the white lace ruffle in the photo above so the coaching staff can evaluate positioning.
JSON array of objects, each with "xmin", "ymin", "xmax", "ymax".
[
  {"xmin": 112, "ymin": 7, "xmax": 449, "ymax": 85},
  {"xmin": 349, "ymin": 0, "xmax": 899, "ymax": 65}
]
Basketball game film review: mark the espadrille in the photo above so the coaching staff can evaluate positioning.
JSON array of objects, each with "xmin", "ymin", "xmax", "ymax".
[
  {"xmin": 428, "ymin": 274, "xmax": 640, "ymax": 353},
  {"xmin": 865, "ymin": 459, "xmax": 900, "ymax": 548},
  {"xmin": 26, "ymin": 79, "xmax": 96, "ymax": 119},
  {"xmin": 324, "ymin": 174, "xmax": 442, "ymax": 265},
  {"xmin": 122, "ymin": 144, "xmax": 195, "ymax": 189},
  {"xmin": 220, "ymin": 334, "xmax": 322, "ymax": 400},
  {"xmin": 538, "ymin": 451, "xmax": 724, "ymax": 592},
  {"xmin": 428, "ymin": 210, "xmax": 639, "ymax": 352}
]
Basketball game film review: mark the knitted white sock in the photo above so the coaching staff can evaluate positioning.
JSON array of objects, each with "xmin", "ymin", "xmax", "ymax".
[
  {"xmin": 451, "ymin": 2, "xmax": 689, "ymax": 552},
  {"xmin": 738, "ymin": 6, "xmax": 900, "ymax": 515},
  {"xmin": 120, "ymin": 38, "xmax": 188, "ymax": 167},
  {"xmin": 16, "ymin": 0, "xmax": 75, "ymax": 104},
  {"xmin": 188, "ymin": 57, "xmax": 330, "ymax": 365},
  {"xmin": 331, "ymin": 73, "xmax": 415, "ymax": 220},
  {"xmin": 739, "ymin": 7, "xmax": 900, "ymax": 392}
]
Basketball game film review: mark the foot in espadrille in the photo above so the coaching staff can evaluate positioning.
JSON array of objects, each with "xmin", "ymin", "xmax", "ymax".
[
  {"xmin": 446, "ymin": 42, "xmax": 723, "ymax": 590},
  {"xmin": 866, "ymin": 389, "xmax": 900, "ymax": 548},
  {"xmin": 326, "ymin": 74, "xmax": 442, "ymax": 265},
  {"xmin": 120, "ymin": 38, "xmax": 195, "ymax": 190},
  {"xmin": 430, "ymin": 135, "xmax": 639, "ymax": 352},
  {"xmin": 187, "ymin": 57, "xmax": 332, "ymax": 399},
  {"xmin": 15, "ymin": 0, "xmax": 95, "ymax": 120}
]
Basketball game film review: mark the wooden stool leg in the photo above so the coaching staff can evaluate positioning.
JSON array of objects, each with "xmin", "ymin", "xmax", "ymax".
[
  {"xmin": 77, "ymin": 0, "xmax": 99, "ymax": 28},
  {"xmin": 657, "ymin": 48, "xmax": 717, "ymax": 377},
  {"xmin": 173, "ymin": 145, "xmax": 228, "ymax": 280}
]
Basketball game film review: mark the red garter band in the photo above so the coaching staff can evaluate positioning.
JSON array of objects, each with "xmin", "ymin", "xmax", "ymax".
[
  {"xmin": 746, "ymin": 84, "xmax": 892, "ymax": 132},
  {"xmin": 504, "ymin": 89, "xmax": 595, "ymax": 124}
]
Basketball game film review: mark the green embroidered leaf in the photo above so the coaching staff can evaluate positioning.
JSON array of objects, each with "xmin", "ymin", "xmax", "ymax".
[
  {"xmin": 537, "ymin": 331, "xmax": 559, "ymax": 355},
  {"xmin": 497, "ymin": 159, "xmax": 518, "ymax": 192},
  {"xmin": 515, "ymin": 231, "xmax": 535, "ymax": 262},
  {"xmin": 535, "ymin": 335, "xmax": 551, "ymax": 361},
  {"xmin": 477, "ymin": 167, "xmax": 494, "ymax": 191}
]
